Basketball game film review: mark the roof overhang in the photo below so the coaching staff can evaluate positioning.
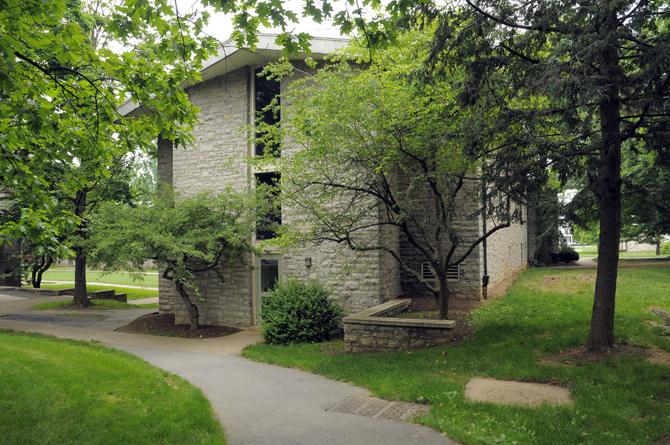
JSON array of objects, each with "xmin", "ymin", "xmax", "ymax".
[{"xmin": 118, "ymin": 33, "xmax": 349, "ymax": 117}]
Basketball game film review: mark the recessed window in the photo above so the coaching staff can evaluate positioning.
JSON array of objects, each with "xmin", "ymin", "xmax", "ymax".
[
  {"xmin": 255, "ymin": 172, "xmax": 281, "ymax": 240},
  {"xmin": 254, "ymin": 67, "xmax": 280, "ymax": 157}
]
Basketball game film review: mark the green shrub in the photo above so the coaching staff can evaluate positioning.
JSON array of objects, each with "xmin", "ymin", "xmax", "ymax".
[
  {"xmin": 559, "ymin": 246, "xmax": 580, "ymax": 263},
  {"xmin": 661, "ymin": 242, "xmax": 670, "ymax": 255},
  {"xmin": 261, "ymin": 279, "xmax": 343, "ymax": 344}
]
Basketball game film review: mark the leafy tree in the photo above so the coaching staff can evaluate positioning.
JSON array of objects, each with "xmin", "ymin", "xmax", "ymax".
[
  {"xmin": 417, "ymin": 1, "xmax": 670, "ymax": 351},
  {"xmin": 269, "ymin": 34, "xmax": 524, "ymax": 319},
  {"xmin": 211, "ymin": 0, "xmax": 670, "ymax": 352},
  {"xmin": 566, "ymin": 147, "xmax": 670, "ymax": 254},
  {"xmin": 89, "ymin": 191, "xmax": 260, "ymax": 329},
  {"xmin": 1, "ymin": 0, "xmax": 217, "ymax": 306},
  {"xmin": 620, "ymin": 149, "xmax": 670, "ymax": 255}
]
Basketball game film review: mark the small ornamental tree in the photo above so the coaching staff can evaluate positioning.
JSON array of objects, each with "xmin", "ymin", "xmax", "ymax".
[
  {"xmin": 89, "ymin": 190, "xmax": 260, "ymax": 329},
  {"xmin": 270, "ymin": 34, "xmax": 524, "ymax": 320}
]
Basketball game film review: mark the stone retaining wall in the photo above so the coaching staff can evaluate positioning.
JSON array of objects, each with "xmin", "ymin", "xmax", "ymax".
[{"xmin": 343, "ymin": 299, "xmax": 455, "ymax": 353}]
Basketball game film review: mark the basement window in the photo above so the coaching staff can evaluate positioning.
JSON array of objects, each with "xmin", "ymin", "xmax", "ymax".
[{"xmin": 254, "ymin": 67, "xmax": 280, "ymax": 157}]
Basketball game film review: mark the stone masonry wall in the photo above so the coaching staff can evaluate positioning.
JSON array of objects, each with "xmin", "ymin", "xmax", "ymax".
[
  {"xmin": 399, "ymin": 179, "xmax": 483, "ymax": 301},
  {"xmin": 344, "ymin": 322, "xmax": 454, "ymax": 353},
  {"xmin": 159, "ymin": 63, "xmax": 398, "ymax": 325},
  {"xmin": 280, "ymin": 64, "xmax": 397, "ymax": 315},
  {"xmin": 484, "ymin": 203, "xmax": 528, "ymax": 298},
  {"xmin": 158, "ymin": 67, "xmax": 253, "ymax": 327}
]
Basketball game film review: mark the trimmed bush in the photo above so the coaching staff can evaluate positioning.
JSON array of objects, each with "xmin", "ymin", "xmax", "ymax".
[
  {"xmin": 261, "ymin": 279, "xmax": 343, "ymax": 344},
  {"xmin": 661, "ymin": 242, "xmax": 670, "ymax": 255},
  {"xmin": 559, "ymin": 246, "xmax": 580, "ymax": 263}
]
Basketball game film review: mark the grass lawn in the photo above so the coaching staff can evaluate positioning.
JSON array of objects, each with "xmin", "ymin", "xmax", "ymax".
[
  {"xmin": 0, "ymin": 330, "xmax": 224, "ymax": 445},
  {"xmin": 244, "ymin": 266, "xmax": 670, "ymax": 445},
  {"xmin": 32, "ymin": 299, "xmax": 157, "ymax": 310},
  {"xmin": 42, "ymin": 267, "xmax": 158, "ymax": 288},
  {"xmin": 575, "ymin": 245, "xmax": 666, "ymax": 260},
  {"xmin": 40, "ymin": 283, "xmax": 158, "ymax": 301}
]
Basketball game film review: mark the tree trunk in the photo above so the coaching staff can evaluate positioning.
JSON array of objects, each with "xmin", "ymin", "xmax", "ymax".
[
  {"xmin": 175, "ymin": 280, "xmax": 200, "ymax": 330},
  {"xmin": 31, "ymin": 254, "xmax": 52, "ymax": 288},
  {"xmin": 72, "ymin": 247, "xmax": 89, "ymax": 307},
  {"xmin": 71, "ymin": 190, "xmax": 90, "ymax": 307},
  {"xmin": 587, "ymin": 14, "xmax": 622, "ymax": 352},
  {"xmin": 438, "ymin": 274, "xmax": 449, "ymax": 320},
  {"xmin": 656, "ymin": 239, "xmax": 661, "ymax": 256}
]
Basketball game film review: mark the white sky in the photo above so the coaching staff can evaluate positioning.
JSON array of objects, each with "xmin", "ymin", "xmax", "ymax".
[{"xmin": 176, "ymin": 0, "xmax": 348, "ymax": 42}]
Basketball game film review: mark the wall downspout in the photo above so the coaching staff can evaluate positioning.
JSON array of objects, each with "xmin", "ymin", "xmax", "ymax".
[{"xmin": 481, "ymin": 181, "xmax": 489, "ymax": 300}]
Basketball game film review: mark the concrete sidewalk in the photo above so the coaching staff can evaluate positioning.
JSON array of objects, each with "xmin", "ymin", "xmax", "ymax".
[{"xmin": 0, "ymin": 294, "xmax": 455, "ymax": 445}]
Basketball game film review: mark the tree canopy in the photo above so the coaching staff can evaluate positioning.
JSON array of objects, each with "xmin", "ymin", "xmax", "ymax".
[
  {"xmin": 269, "ymin": 33, "xmax": 524, "ymax": 319},
  {"xmin": 90, "ymin": 190, "xmax": 261, "ymax": 329},
  {"xmin": 1, "ymin": 0, "xmax": 217, "ymax": 304}
]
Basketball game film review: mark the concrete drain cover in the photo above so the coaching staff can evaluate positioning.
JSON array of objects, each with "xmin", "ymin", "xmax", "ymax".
[{"xmin": 324, "ymin": 396, "xmax": 430, "ymax": 422}]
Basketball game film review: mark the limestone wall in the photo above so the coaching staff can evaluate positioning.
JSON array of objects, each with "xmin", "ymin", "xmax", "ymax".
[
  {"xmin": 398, "ymin": 179, "xmax": 483, "ymax": 301},
  {"xmin": 158, "ymin": 67, "xmax": 254, "ymax": 327},
  {"xmin": 158, "ymin": 64, "xmax": 399, "ymax": 325},
  {"xmin": 484, "ymin": 204, "xmax": 528, "ymax": 297}
]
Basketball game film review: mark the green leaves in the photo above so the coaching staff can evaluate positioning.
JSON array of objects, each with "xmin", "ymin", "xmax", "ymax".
[
  {"xmin": 89, "ymin": 188, "xmax": 260, "ymax": 294},
  {"xmin": 1, "ymin": 0, "xmax": 218, "ymax": 260}
]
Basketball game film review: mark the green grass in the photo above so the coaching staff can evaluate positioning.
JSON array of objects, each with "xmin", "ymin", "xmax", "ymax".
[
  {"xmin": 40, "ymin": 283, "xmax": 158, "ymax": 301},
  {"xmin": 32, "ymin": 299, "xmax": 158, "ymax": 310},
  {"xmin": 0, "ymin": 330, "xmax": 224, "ymax": 445},
  {"xmin": 244, "ymin": 266, "xmax": 670, "ymax": 445},
  {"xmin": 574, "ymin": 245, "xmax": 667, "ymax": 259},
  {"xmin": 42, "ymin": 267, "xmax": 158, "ymax": 288}
]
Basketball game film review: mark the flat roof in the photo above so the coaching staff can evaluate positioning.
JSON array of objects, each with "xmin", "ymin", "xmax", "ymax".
[{"xmin": 118, "ymin": 33, "xmax": 349, "ymax": 116}]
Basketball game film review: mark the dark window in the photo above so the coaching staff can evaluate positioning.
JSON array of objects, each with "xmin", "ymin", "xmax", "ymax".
[
  {"xmin": 260, "ymin": 259, "xmax": 279, "ymax": 292},
  {"xmin": 255, "ymin": 172, "xmax": 281, "ymax": 240},
  {"xmin": 254, "ymin": 67, "xmax": 280, "ymax": 157}
]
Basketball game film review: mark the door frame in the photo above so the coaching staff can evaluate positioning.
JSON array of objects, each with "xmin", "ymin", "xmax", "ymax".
[{"xmin": 252, "ymin": 253, "xmax": 283, "ymax": 325}]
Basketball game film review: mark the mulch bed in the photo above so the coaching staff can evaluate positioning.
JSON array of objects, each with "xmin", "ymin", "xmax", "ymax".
[
  {"xmin": 391, "ymin": 297, "xmax": 475, "ymax": 347},
  {"xmin": 116, "ymin": 312, "xmax": 239, "ymax": 338}
]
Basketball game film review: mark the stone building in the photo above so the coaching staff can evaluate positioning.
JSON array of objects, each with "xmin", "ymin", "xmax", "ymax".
[{"xmin": 121, "ymin": 34, "xmax": 530, "ymax": 327}]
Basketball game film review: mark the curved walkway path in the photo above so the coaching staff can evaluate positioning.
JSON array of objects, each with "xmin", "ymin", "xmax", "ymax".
[{"xmin": 0, "ymin": 291, "xmax": 455, "ymax": 445}]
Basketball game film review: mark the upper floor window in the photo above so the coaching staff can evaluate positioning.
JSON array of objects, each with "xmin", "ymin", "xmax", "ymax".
[{"xmin": 254, "ymin": 67, "xmax": 280, "ymax": 157}]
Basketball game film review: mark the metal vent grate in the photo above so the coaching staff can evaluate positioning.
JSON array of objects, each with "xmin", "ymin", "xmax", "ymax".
[
  {"xmin": 421, "ymin": 262, "xmax": 435, "ymax": 281},
  {"xmin": 446, "ymin": 264, "xmax": 460, "ymax": 281},
  {"xmin": 324, "ymin": 396, "xmax": 430, "ymax": 422}
]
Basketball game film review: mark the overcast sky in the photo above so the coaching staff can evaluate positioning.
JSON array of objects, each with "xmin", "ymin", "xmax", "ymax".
[{"xmin": 176, "ymin": 0, "xmax": 348, "ymax": 43}]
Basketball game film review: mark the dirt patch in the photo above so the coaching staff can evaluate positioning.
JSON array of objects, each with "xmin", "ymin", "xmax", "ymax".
[
  {"xmin": 649, "ymin": 307, "xmax": 670, "ymax": 325},
  {"xmin": 542, "ymin": 344, "xmax": 670, "ymax": 367},
  {"xmin": 116, "ymin": 312, "xmax": 239, "ymax": 338},
  {"xmin": 535, "ymin": 273, "xmax": 595, "ymax": 294},
  {"xmin": 464, "ymin": 377, "xmax": 574, "ymax": 407},
  {"xmin": 647, "ymin": 348, "xmax": 670, "ymax": 367}
]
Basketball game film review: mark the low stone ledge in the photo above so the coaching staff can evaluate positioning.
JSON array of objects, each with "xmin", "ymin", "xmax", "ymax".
[{"xmin": 343, "ymin": 298, "xmax": 456, "ymax": 353}]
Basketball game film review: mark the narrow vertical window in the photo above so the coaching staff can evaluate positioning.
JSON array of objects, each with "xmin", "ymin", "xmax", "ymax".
[
  {"xmin": 255, "ymin": 172, "xmax": 281, "ymax": 240},
  {"xmin": 254, "ymin": 67, "xmax": 280, "ymax": 157}
]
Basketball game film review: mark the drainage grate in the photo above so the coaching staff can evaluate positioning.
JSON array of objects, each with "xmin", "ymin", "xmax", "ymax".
[{"xmin": 324, "ymin": 396, "xmax": 430, "ymax": 422}]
